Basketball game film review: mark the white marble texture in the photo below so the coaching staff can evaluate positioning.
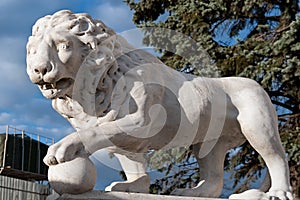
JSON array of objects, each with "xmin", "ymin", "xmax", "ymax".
[
  {"xmin": 48, "ymin": 157, "xmax": 96, "ymax": 195},
  {"xmin": 26, "ymin": 10, "xmax": 293, "ymax": 200}
]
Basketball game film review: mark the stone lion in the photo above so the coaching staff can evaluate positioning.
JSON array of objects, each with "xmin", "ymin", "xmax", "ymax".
[{"xmin": 26, "ymin": 10, "xmax": 293, "ymax": 199}]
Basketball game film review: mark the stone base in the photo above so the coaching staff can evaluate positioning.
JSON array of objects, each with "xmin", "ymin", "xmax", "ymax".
[{"xmin": 56, "ymin": 190, "xmax": 231, "ymax": 200}]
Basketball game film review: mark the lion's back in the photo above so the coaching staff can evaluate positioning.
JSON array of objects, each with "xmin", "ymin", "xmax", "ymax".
[{"xmin": 219, "ymin": 77, "xmax": 275, "ymax": 115}]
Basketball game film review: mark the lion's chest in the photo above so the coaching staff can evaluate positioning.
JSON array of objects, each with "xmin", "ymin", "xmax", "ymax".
[
  {"xmin": 67, "ymin": 115, "xmax": 98, "ymax": 131},
  {"xmin": 52, "ymin": 98, "xmax": 117, "ymax": 131}
]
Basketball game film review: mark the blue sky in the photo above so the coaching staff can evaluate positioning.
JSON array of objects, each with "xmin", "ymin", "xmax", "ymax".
[
  {"xmin": 0, "ymin": 0, "xmax": 271, "ymax": 193},
  {"xmin": 0, "ymin": 0, "xmax": 143, "ymax": 189},
  {"xmin": 0, "ymin": 0, "xmax": 139, "ymax": 139}
]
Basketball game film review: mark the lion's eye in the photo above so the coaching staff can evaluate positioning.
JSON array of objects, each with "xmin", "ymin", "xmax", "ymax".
[
  {"xmin": 57, "ymin": 42, "xmax": 72, "ymax": 52},
  {"xmin": 61, "ymin": 43, "xmax": 70, "ymax": 50},
  {"xmin": 57, "ymin": 41, "xmax": 73, "ymax": 64}
]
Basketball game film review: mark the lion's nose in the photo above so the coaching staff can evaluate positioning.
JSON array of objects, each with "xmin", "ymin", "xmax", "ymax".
[{"xmin": 33, "ymin": 64, "xmax": 52, "ymax": 76}]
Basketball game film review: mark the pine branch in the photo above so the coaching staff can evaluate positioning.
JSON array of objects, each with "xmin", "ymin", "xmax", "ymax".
[
  {"xmin": 275, "ymin": 25, "xmax": 291, "ymax": 33},
  {"xmin": 278, "ymin": 113, "xmax": 300, "ymax": 119}
]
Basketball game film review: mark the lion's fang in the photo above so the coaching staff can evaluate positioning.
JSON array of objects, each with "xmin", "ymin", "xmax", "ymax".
[{"xmin": 43, "ymin": 83, "xmax": 55, "ymax": 90}]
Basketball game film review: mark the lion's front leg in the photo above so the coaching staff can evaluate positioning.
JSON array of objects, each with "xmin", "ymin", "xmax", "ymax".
[
  {"xmin": 43, "ymin": 132, "xmax": 89, "ymax": 166},
  {"xmin": 105, "ymin": 153, "xmax": 150, "ymax": 193}
]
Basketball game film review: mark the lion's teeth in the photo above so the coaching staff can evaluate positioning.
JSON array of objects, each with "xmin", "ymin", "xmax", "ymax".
[
  {"xmin": 42, "ymin": 83, "xmax": 55, "ymax": 90},
  {"xmin": 51, "ymin": 83, "xmax": 56, "ymax": 88}
]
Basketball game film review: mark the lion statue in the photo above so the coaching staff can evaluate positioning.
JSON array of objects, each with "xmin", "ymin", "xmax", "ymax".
[{"xmin": 26, "ymin": 10, "xmax": 293, "ymax": 199}]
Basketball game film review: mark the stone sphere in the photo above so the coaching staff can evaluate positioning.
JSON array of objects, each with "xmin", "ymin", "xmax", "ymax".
[{"xmin": 48, "ymin": 157, "xmax": 97, "ymax": 195}]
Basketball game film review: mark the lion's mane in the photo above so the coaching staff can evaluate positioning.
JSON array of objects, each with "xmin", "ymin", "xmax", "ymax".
[{"xmin": 28, "ymin": 10, "xmax": 162, "ymax": 122}]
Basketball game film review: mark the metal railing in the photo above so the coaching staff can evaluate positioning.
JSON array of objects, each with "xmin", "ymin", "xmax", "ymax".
[{"xmin": 1, "ymin": 125, "xmax": 54, "ymax": 178}]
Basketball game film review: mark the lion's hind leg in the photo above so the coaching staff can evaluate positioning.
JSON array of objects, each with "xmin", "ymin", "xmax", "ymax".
[
  {"xmin": 230, "ymin": 89, "xmax": 293, "ymax": 200},
  {"xmin": 172, "ymin": 140, "xmax": 229, "ymax": 197},
  {"xmin": 105, "ymin": 153, "xmax": 150, "ymax": 193}
]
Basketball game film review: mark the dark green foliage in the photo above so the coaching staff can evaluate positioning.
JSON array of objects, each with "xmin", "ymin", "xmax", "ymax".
[
  {"xmin": 146, "ymin": 146, "xmax": 200, "ymax": 194},
  {"xmin": 125, "ymin": 0, "xmax": 300, "ymax": 197},
  {"xmin": 225, "ymin": 142, "xmax": 265, "ymax": 193}
]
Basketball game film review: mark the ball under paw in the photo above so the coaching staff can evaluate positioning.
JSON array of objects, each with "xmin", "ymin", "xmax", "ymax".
[{"xmin": 48, "ymin": 157, "xmax": 97, "ymax": 195}]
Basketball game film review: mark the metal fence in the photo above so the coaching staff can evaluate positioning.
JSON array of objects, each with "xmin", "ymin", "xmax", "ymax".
[
  {"xmin": 0, "ymin": 175, "xmax": 50, "ymax": 200},
  {"xmin": 0, "ymin": 125, "xmax": 54, "ymax": 181},
  {"xmin": 0, "ymin": 126, "xmax": 53, "ymax": 199}
]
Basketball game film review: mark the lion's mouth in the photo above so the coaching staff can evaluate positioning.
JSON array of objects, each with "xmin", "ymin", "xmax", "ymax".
[{"xmin": 38, "ymin": 78, "xmax": 73, "ymax": 99}]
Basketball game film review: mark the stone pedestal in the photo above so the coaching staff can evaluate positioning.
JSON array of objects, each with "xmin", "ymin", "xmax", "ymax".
[{"xmin": 56, "ymin": 191, "xmax": 235, "ymax": 200}]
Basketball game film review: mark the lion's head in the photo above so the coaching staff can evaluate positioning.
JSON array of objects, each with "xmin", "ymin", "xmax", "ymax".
[
  {"xmin": 26, "ymin": 10, "xmax": 116, "ymax": 99},
  {"xmin": 27, "ymin": 10, "xmax": 163, "ymax": 119}
]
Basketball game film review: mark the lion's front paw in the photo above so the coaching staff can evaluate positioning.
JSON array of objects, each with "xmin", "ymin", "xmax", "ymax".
[
  {"xmin": 268, "ymin": 190, "xmax": 294, "ymax": 200},
  {"xmin": 105, "ymin": 175, "xmax": 149, "ymax": 193},
  {"xmin": 43, "ymin": 132, "xmax": 88, "ymax": 166}
]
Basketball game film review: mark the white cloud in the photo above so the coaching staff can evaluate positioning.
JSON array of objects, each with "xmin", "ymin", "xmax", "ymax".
[
  {"xmin": 0, "ymin": 2, "xmax": 142, "ymax": 142},
  {"xmin": 0, "ymin": 0, "xmax": 148, "ymax": 189},
  {"xmin": 0, "ymin": 112, "xmax": 12, "ymax": 122},
  {"xmin": 0, "ymin": 37, "xmax": 38, "ymax": 106},
  {"xmin": 0, "ymin": 0, "xmax": 15, "ymax": 6},
  {"xmin": 0, "ymin": 6, "xmax": 75, "ymax": 140},
  {"xmin": 0, "ymin": 2, "xmax": 144, "ymax": 140}
]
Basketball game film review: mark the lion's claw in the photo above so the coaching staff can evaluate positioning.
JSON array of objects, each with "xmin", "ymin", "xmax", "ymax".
[
  {"xmin": 43, "ymin": 132, "xmax": 87, "ymax": 166},
  {"xmin": 49, "ymin": 155, "xmax": 58, "ymax": 165}
]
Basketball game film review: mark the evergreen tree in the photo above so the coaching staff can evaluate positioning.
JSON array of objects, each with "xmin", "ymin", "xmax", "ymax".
[{"xmin": 126, "ymin": 0, "xmax": 300, "ymax": 197}]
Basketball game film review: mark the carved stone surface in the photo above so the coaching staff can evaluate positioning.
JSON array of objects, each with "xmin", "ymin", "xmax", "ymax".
[
  {"xmin": 26, "ymin": 10, "xmax": 294, "ymax": 200},
  {"xmin": 48, "ymin": 157, "xmax": 96, "ymax": 195},
  {"xmin": 56, "ymin": 191, "xmax": 230, "ymax": 200}
]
